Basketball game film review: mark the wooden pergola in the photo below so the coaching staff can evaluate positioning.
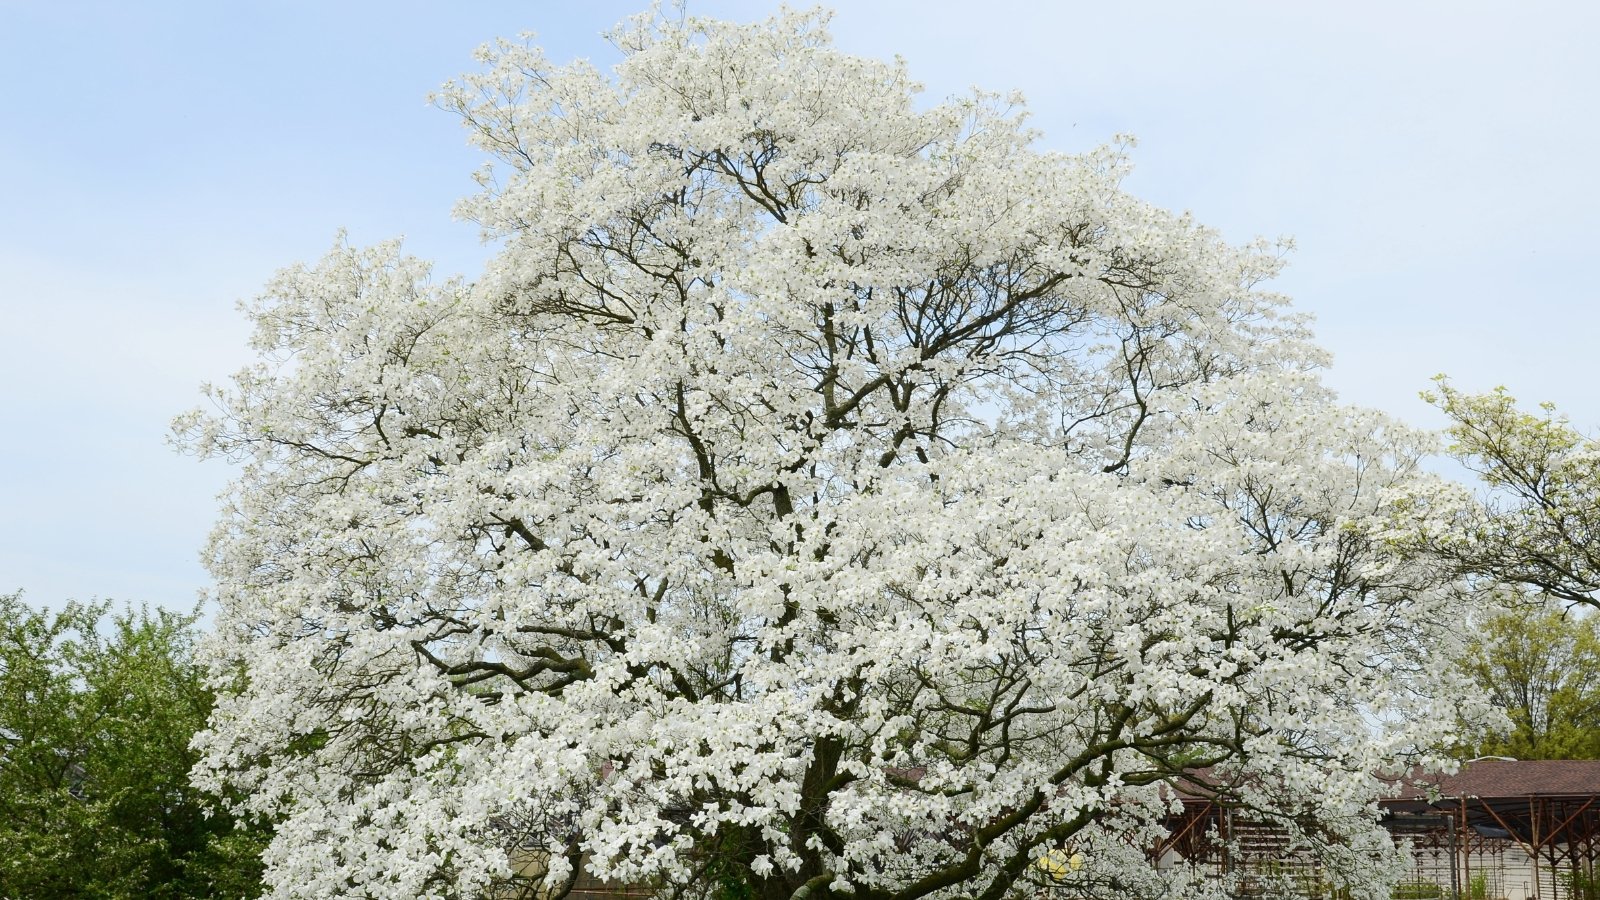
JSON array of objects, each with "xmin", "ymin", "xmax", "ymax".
[
  {"xmin": 1388, "ymin": 759, "xmax": 1600, "ymax": 899},
  {"xmin": 1156, "ymin": 760, "xmax": 1600, "ymax": 899}
]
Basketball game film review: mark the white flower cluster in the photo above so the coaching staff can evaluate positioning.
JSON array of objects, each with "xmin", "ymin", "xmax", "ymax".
[{"xmin": 179, "ymin": 8, "xmax": 1493, "ymax": 900}]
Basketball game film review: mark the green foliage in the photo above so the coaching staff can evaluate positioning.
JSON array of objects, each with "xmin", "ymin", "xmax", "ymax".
[
  {"xmin": 1451, "ymin": 604, "xmax": 1600, "ymax": 760},
  {"xmin": 708, "ymin": 856, "xmax": 758, "ymax": 900},
  {"xmin": 0, "ymin": 592, "xmax": 267, "ymax": 898},
  {"xmin": 698, "ymin": 822, "xmax": 760, "ymax": 900},
  {"xmin": 1567, "ymin": 868, "xmax": 1600, "ymax": 900}
]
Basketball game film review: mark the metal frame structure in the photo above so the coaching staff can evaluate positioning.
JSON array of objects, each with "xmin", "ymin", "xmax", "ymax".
[{"xmin": 1155, "ymin": 761, "xmax": 1600, "ymax": 899}]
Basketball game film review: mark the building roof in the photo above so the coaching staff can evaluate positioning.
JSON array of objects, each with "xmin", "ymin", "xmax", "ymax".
[{"xmin": 1391, "ymin": 759, "xmax": 1600, "ymax": 801}]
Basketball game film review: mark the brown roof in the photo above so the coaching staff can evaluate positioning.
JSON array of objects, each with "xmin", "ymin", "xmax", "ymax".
[
  {"xmin": 1160, "ymin": 760, "xmax": 1600, "ymax": 805},
  {"xmin": 1390, "ymin": 759, "xmax": 1600, "ymax": 801}
]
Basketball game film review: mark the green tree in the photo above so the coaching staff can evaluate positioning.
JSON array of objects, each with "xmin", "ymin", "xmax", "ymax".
[
  {"xmin": 1424, "ymin": 379, "xmax": 1600, "ymax": 610},
  {"xmin": 0, "ymin": 592, "xmax": 267, "ymax": 898},
  {"xmin": 1452, "ymin": 605, "xmax": 1600, "ymax": 760}
]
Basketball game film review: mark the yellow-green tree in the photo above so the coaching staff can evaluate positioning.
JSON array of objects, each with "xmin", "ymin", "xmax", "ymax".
[{"xmin": 1452, "ymin": 605, "xmax": 1600, "ymax": 760}]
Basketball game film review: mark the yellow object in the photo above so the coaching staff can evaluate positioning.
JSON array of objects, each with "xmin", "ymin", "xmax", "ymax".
[{"xmin": 1034, "ymin": 849, "xmax": 1085, "ymax": 881}]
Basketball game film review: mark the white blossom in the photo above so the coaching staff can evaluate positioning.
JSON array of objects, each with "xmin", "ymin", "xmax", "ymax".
[{"xmin": 179, "ymin": 9, "xmax": 1492, "ymax": 900}]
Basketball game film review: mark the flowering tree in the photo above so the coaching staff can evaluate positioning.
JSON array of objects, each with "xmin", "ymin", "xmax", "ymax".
[
  {"xmin": 180, "ymin": 9, "xmax": 1487, "ymax": 900},
  {"xmin": 1408, "ymin": 380, "xmax": 1600, "ymax": 611}
]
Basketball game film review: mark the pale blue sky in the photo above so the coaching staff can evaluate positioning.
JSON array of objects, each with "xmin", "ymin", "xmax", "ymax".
[{"xmin": 3, "ymin": 1, "xmax": 1597, "ymax": 609}]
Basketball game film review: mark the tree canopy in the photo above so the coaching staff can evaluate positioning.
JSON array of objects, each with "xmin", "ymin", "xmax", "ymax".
[
  {"xmin": 177, "ymin": 9, "xmax": 1491, "ymax": 900},
  {"xmin": 1450, "ymin": 604, "xmax": 1600, "ymax": 761},
  {"xmin": 0, "ymin": 593, "xmax": 266, "ymax": 898},
  {"xmin": 1413, "ymin": 379, "xmax": 1600, "ymax": 611}
]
